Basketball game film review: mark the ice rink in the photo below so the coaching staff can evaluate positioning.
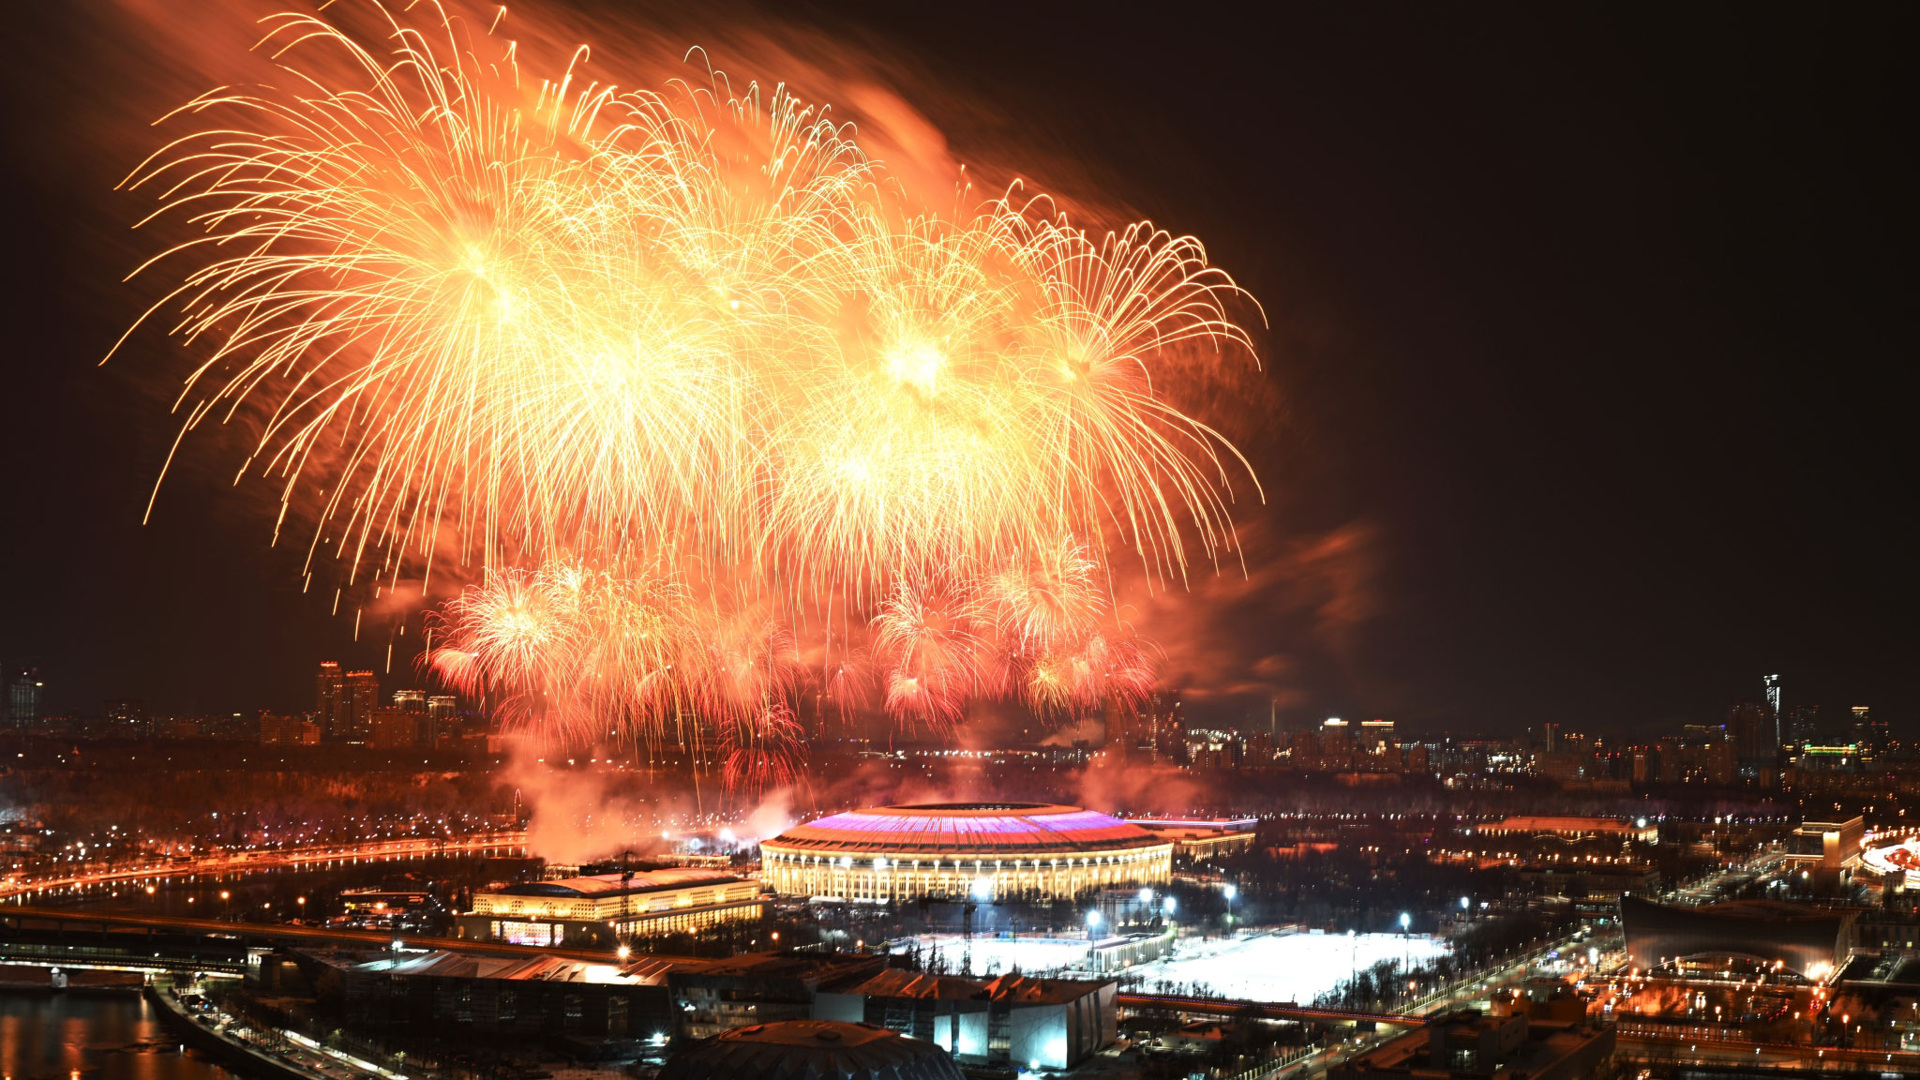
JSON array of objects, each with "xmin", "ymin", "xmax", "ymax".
[
  {"xmin": 1123, "ymin": 930, "xmax": 1451, "ymax": 1002},
  {"xmin": 897, "ymin": 929, "xmax": 1449, "ymax": 1003}
]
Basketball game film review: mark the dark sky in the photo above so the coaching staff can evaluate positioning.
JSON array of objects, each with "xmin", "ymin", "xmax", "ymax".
[{"xmin": 2, "ymin": 3, "xmax": 1912, "ymax": 736}]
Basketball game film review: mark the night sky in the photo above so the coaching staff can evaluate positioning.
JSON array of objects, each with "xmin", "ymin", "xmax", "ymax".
[{"xmin": 1, "ymin": 2, "xmax": 1912, "ymax": 736}]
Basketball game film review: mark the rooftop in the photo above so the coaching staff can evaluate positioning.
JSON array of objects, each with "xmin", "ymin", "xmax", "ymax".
[
  {"xmin": 485, "ymin": 867, "xmax": 741, "ymax": 898},
  {"xmin": 767, "ymin": 802, "xmax": 1166, "ymax": 855}
]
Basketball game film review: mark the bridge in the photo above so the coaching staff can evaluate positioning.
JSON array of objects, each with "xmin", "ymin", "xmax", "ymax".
[
  {"xmin": 0, "ymin": 832, "xmax": 528, "ymax": 902},
  {"xmin": 0, "ymin": 905, "xmax": 699, "ymax": 977}
]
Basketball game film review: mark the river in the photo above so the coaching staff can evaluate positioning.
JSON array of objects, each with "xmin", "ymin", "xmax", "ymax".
[{"xmin": 0, "ymin": 991, "xmax": 239, "ymax": 1080}]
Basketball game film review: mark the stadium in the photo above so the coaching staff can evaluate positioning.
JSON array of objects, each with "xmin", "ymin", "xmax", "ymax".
[{"xmin": 760, "ymin": 803, "xmax": 1173, "ymax": 902}]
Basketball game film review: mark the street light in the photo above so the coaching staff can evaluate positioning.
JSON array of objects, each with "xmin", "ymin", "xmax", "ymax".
[
  {"xmin": 1086, "ymin": 909, "xmax": 1103, "ymax": 941},
  {"xmin": 1223, "ymin": 884, "xmax": 1237, "ymax": 926}
]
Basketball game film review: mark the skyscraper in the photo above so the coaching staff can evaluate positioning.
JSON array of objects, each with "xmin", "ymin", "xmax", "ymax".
[
  {"xmin": 316, "ymin": 661, "xmax": 344, "ymax": 738},
  {"xmin": 1851, "ymin": 706, "xmax": 1889, "ymax": 756},
  {"xmin": 344, "ymin": 670, "xmax": 380, "ymax": 742},
  {"xmin": 1763, "ymin": 674, "xmax": 1783, "ymax": 745},
  {"xmin": 1787, "ymin": 705, "xmax": 1821, "ymax": 748},
  {"xmin": 427, "ymin": 694, "xmax": 459, "ymax": 743},
  {"xmin": 6, "ymin": 665, "xmax": 44, "ymax": 730}
]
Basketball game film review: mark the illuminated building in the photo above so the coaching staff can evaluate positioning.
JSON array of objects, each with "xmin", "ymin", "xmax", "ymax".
[
  {"xmin": 457, "ymin": 868, "xmax": 762, "ymax": 947},
  {"xmin": 366, "ymin": 708, "xmax": 418, "ymax": 749},
  {"xmin": 6, "ymin": 664, "xmax": 43, "ymax": 729},
  {"xmin": 421, "ymin": 692, "xmax": 461, "ymax": 744},
  {"xmin": 315, "ymin": 661, "xmax": 342, "ymax": 737},
  {"xmin": 1358, "ymin": 718, "xmax": 1396, "ymax": 753},
  {"xmin": 761, "ymin": 803, "xmax": 1172, "ymax": 902},
  {"xmin": 1321, "ymin": 717, "xmax": 1351, "ymax": 754},
  {"xmin": 814, "ymin": 971, "xmax": 1117, "ymax": 1070},
  {"xmin": 1783, "ymin": 815, "xmax": 1864, "ymax": 871},
  {"xmin": 315, "ymin": 662, "xmax": 380, "ymax": 741},
  {"xmin": 392, "ymin": 689, "xmax": 426, "ymax": 713},
  {"xmin": 343, "ymin": 670, "xmax": 379, "ymax": 741}
]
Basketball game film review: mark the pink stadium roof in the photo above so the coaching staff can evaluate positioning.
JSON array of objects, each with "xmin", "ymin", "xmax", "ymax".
[{"xmin": 765, "ymin": 802, "xmax": 1165, "ymax": 856}]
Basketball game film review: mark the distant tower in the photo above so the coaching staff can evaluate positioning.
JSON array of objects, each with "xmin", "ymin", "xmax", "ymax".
[
  {"xmin": 6, "ymin": 665, "xmax": 44, "ymax": 729},
  {"xmin": 1763, "ymin": 674, "xmax": 1783, "ymax": 748}
]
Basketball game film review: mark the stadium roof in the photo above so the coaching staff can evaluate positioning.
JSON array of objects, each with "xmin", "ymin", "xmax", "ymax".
[{"xmin": 765, "ymin": 802, "xmax": 1166, "ymax": 856}]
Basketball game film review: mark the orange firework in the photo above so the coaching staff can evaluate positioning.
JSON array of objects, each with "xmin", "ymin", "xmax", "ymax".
[{"xmin": 116, "ymin": 1, "xmax": 1263, "ymax": 769}]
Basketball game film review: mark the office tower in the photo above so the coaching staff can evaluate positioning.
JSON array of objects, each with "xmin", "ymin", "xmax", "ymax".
[
  {"xmin": 1359, "ymin": 718, "xmax": 1395, "ymax": 754},
  {"xmin": 1763, "ymin": 674, "xmax": 1783, "ymax": 744},
  {"xmin": 1787, "ymin": 705, "xmax": 1820, "ymax": 748},
  {"xmin": 427, "ymin": 693, "xmax": 460, "ymax": 743},
  {"xmin": 1320, "ymin": 717, "xmax": 1351, "ymax": 755},
  {"xmin": 343, "ymin": 670, "xmax": 380, "ymax": 741},
  {"xmin": 6, "ymin": 665, "xmax": 44, "ymax": 729},
  {"xmin": 316, "ymin": 661, "xmax": 345, "ymax": 738},
  {"xmin": 1544, "ymin": 721, "xmax": 1561, "ymax": 753},
  {"xmin": 1851, "ymin": 706, "xmax": 1889, "ymax": 756},
  {"xmin": 393, "ymin": 689, "xmax": 427, "ymax": 713},
  {"xmin": 1728, "ymin": 700, "xmax": 1773, "ymax": 764}
]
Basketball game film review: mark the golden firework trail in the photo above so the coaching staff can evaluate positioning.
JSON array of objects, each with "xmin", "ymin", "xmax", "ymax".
[{"xmin": 114, "ymin": 1, "xmax": 1263, "ymax": 784}]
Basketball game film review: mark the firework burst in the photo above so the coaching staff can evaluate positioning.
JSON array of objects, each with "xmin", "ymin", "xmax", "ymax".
[{"xmin": 116, "ymin": 1, "xmax": 1263, "ymax": 786}]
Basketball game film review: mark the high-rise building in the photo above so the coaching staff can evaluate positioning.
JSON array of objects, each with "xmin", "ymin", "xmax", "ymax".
[
  {"xmin": 1359, "ymin": 719, "xmax": 1395, "ymax": 754},
  {"xmin": 1544, "ymin": 722, "xmax": 1562, "ymax": 753},
  {"xmin": 1321, "ymin": 717, "xmax": 1351, "ymax": 755},
  {"xmin": 1787, "ymin": 705, "xmax": 1821, "ymax": 748},
  {"xmin": 1152, "ymin": 694, "xmax": 1187, "ymax": 764},
  {"xmin": 316, "ymin": 661, "xmax": 345, "ymax": 738},
  {"xmin": 344, "ymin": 670, "xmax": 380, "ymax": 741},
  {"xmin": 1728, "ymin": 701, "xmax": 1774, "ymax": 765},
  {"xmin": 427, "ymin": 694, "xmax": 458, "ymax": 739},
  {"xmin": 1763, "ymin": 674, "xmax": 1783, "ymax": 743},
  {"xmin": 393, "ymin": 689, "xmax": 427, "ymax": 713},
  {"xmin": 1851, "ymin": 706, "xmax": 1890, "ymax": 756},
  {"xmin": 6, "ymin": 665, "xmax": 44, "ymax": 730}
]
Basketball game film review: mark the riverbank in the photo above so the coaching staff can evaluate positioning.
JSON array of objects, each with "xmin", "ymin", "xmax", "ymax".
[{"xmin": 148, "ymin": 980, "xmax": 344, "ymax": 1080}]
